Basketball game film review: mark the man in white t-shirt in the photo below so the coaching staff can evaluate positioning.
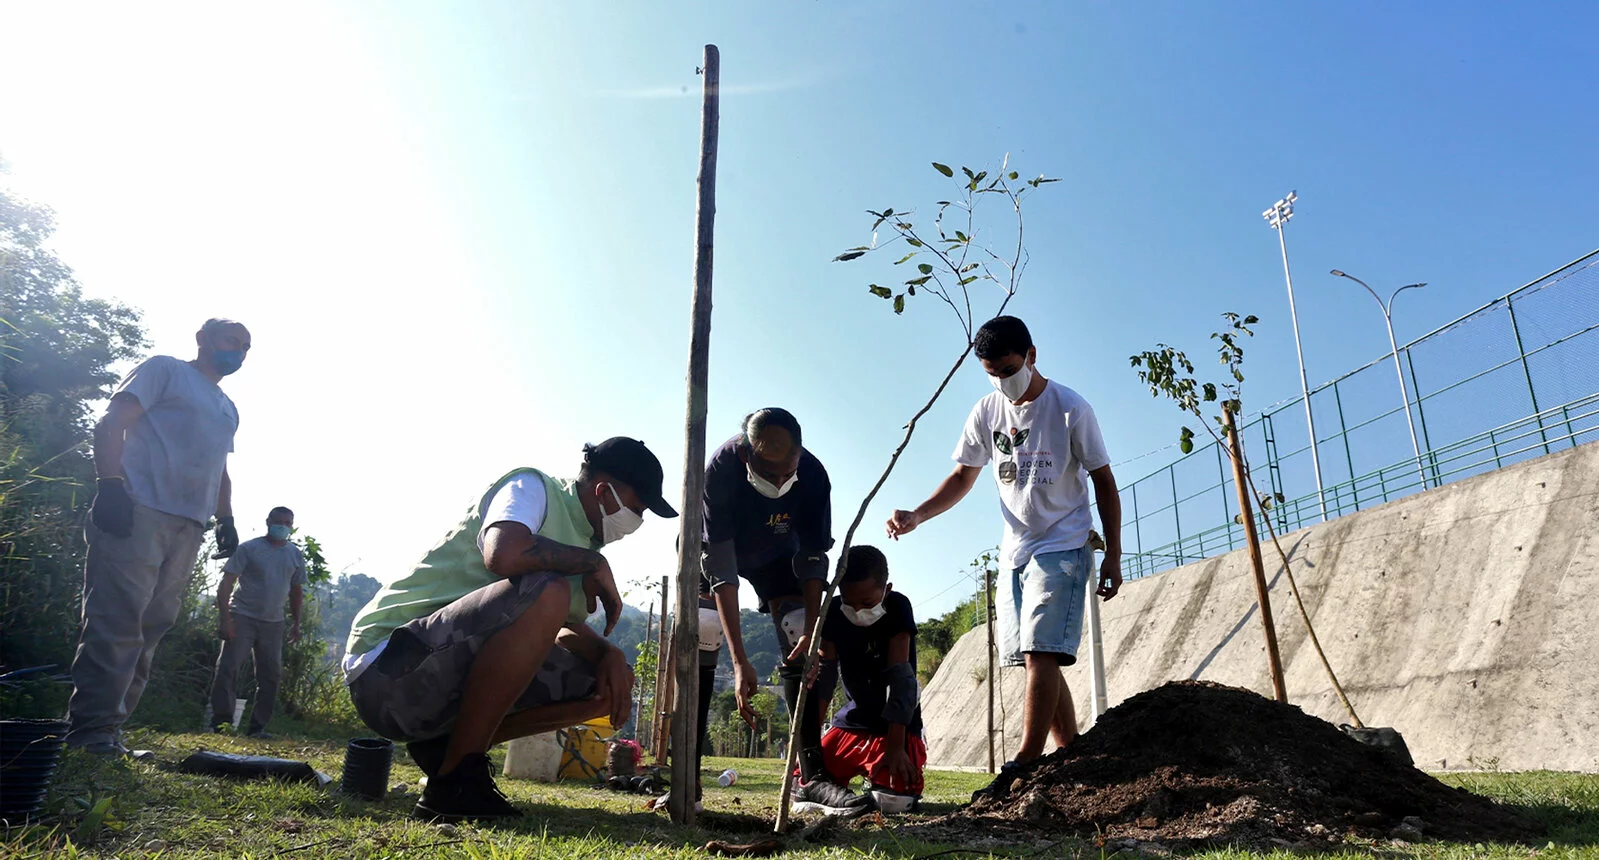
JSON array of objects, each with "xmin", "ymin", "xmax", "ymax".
[{"xmin": 885, "ymin": 315, "xmax": 1122, "ymax": 779}]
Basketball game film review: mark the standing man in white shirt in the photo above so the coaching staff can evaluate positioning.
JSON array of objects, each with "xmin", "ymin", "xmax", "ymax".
[
  {"xmin": 885, "ymin": 315, "xmax": 1122, "ymax": 779},
  {"xmin": 208, "ymin": 506, "xmax": 307, "ymax": 737},
  {"xmin": 68, "ymin": 318, "xmax": 249, "ymax": 755}
]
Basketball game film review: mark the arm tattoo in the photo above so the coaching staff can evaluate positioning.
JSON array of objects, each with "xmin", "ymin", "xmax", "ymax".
[{"xmin": 518, "ymin": 534, "xmax": 601, "ymax": 576}]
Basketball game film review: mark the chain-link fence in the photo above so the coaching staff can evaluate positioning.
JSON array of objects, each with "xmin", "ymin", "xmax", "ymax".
[{"xmin": 1122, "ymin": 248, "xmax": 1599, "ymax": 580}]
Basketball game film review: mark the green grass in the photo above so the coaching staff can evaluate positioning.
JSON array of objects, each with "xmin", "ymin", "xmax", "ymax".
[{"xmin": 3, "ymin": 729, "xmax": 1596, "ymax": 859}]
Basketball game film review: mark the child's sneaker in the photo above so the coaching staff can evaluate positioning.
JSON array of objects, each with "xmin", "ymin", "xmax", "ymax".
[{"xmin": 791, "ymin": 778, "xmax": 869, "ymax": 816}]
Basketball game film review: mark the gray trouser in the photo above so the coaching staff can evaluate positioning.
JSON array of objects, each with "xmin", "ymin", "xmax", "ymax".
[
  {"xmin": 208, "ymin": 615, "xmax": 285, "ymax": 734},
  {"xmin": 67, "ymin": 504, "xmax": 204, "ymax": 746}
]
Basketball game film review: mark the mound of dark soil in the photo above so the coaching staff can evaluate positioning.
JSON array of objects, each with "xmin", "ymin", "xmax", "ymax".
[{"xmin": 949, "ymin": 681, "xmax": 1531, "ymax": 848}]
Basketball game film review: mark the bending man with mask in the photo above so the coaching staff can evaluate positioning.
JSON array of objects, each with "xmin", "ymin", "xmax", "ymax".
[
  {"xmin": 701, "ymin": 408, "xmax": 836, "ymax": 801},
  {"xmin": 344, "ymin": 438, "xmax": 675, "ymax": 822}
]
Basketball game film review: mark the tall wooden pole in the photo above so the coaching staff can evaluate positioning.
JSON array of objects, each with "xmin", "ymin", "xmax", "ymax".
[
  {"xmin": 986, "ymin": 570, "xmax": 996, "ymax": 774},
  {"xmin": 636, "ymin": 602, "xmax": 653, "ymax": 741},
  {"xmin": 656, "ymin": 636, "xmax": 678, "ymax": 764},
  {"xmin": 668, "ymin": 43, "xmax": 719, "ymax": 827},
  {"xmin": 1224, "ymin": 408, "xmax": 1288, "ymax": 703},
  {"xmin": 653, "ymin": 577, "xmax": 670, "ymax": 760}
]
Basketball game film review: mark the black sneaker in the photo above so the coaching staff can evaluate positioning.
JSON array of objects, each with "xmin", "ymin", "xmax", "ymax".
[
  {"xmin": 413, "ymin": 753, "xmax": 522, "ymax": 822},
  {"xmin": 791, "ymin": 777, "xmax": 869, "ymax": 816},
  {"xmin": 970, "ymin": 760, "xmax": 1024, "ymax": 804},
  {"xmin": 407, "ymin": 734, "xmax": 451, "ymax": 779}
]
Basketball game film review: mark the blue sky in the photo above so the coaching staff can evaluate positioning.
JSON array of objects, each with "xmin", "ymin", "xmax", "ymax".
[{"xmin": 3, "ymin": 1, "xmax": 1595, "ymax": 620}]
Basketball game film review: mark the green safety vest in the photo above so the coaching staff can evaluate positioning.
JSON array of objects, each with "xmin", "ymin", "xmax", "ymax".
[{"xmin": 346, "ymin": 468, "xmax": 599, "ymax": 657}]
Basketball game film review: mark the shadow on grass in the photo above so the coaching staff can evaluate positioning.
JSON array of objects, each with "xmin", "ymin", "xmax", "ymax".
[
  {"xmin": 1491, "ymin": 800, "xmax": 1599, "ymax": 847},
  {"xmin": 1441, "ymin": 771, "xmax": 1599, "ymax": 848}
]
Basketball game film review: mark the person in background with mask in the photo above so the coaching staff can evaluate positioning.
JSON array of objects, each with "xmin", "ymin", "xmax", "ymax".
[
  {"xmin": 206, "ymin": 506, "xmax": 307, "ymax": 737},
  {"xmin": 797, "ymin": 545, "xmax": 921, "ymax": 815},
  {"xmin": 343, "ymin": 438, "xmax": 675, "ymax": 822},
  {"xmin": 701, "ymin": 408, "xmax": 835, "ymax": 799},
  {"xmin": 67, "ymin": 318, "xmax": 250, "ymax": 756},
  {"xmin": 886, "ymin": 315, "xmax": 1122, "ymax": 796}
]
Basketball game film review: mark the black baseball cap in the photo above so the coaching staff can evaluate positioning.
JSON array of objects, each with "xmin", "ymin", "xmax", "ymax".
[{"xmin": 584, "ymin": 437, "xmax": 678, "ymax": 518}]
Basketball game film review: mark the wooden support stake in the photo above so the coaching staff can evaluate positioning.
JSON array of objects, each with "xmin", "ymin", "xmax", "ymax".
[
  {"xmin": 986, "ymin": 572, "xmax": 996, "ymax": 774},
  {"xmin": 635, "ymin": 601, "xmax": 653, "ymax": 741},
  {"xmin": 653, "ymin": 576, "xmax": 670, "ymax": 757},
  {"xmin": 668, "ymin": 43, "xmax": 720, "ymax": 827},
  {"xmin": 1224, "ymin": 408, "xmax": 1288, "ymax": 703}
]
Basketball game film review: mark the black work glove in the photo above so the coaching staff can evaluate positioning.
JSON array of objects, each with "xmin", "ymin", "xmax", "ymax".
[
  {"xmin": 90, "ymin": 478, "xmax": 135, "ymax": 538},
  {"xmin": 213, "ymin": 516, "xmax": 239, "ymax": 559}
]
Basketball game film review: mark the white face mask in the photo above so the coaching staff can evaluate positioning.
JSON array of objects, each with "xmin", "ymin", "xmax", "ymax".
[
  {"xmin": 600, "ymin": 484, "xmax": 643, "ymax": 544},
  {"xmin": 992, "ymin": 362, "xmax": 1034, "ymax": 402},
  {"xmin": 746, "ymin": 465, "xmax": 798, "ymax": 499},
  {"xmin": 840, "ymin": 601, "xmax": 887, "ymax": 627}
]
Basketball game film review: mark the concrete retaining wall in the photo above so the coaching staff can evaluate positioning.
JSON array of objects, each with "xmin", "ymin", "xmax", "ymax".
[{"xmin": 920, "ymin": 441, "xmax": 1599, "ymax": 772}]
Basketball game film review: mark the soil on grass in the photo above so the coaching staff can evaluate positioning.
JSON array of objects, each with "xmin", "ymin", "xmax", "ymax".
[{"xmin": 940, "ymin": 681, "xmax": 1534, "ymax": 849}]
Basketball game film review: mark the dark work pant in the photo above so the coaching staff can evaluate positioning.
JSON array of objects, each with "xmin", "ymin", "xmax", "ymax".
[
  {"xmin": 68, "ymin": 505, "xmax": 204, "ymax": 747},
  {"xmin": 208, "ymin": 615, "xmax": 285, "ymax": 734},
  {"xmin": 696, "ymin": 663, "xmax": 714, "ymax": 770},
  {"xmin": 769, "ymin": 603, "xmax": 824, "ymax": 779}
]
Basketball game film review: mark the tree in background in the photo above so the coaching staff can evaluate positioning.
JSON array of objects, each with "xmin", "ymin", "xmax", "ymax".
[
  {"xmin": 314, "ymin": 572, "xmax": 382, "ymax": 657},
  {"xmin": 913, "ymin": 548, "xmax": 998, "ymax": 686},
  {"xmin": 1, "ymin": 182, "xmax": 146, "ymax": 675},
  {"xmin": 277, "ymin": 534, "xmax": 340, "ymax": 722}
]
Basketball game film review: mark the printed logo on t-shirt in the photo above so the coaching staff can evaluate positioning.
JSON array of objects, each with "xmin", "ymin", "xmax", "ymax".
[
  {"xmin": 765, "ymin": 513, "xmax": 792, "ymax": 535},
  {"xmin": 992, "ymin": 425, "xmax": 1057, "ymax": 488},
  {"xmin": 992, "ymin": 427, "xmax": 1030, "ymax": 456}
]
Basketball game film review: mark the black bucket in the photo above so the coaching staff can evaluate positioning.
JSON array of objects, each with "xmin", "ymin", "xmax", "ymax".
[
  {"xmin": 1, "ymin": 719, "xmax": 70, "ymax": 823},
  {"xmin": 340, "ymin": 737, "xmax": 394, "ymax": 800}
]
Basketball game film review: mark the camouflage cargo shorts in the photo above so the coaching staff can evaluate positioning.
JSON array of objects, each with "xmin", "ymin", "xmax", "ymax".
[{"xmin": 349, "ymin": 573, "xmax": 598, "ymax": 742}]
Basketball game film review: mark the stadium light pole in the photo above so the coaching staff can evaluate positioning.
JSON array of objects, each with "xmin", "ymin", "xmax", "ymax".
[
  {"xmin": 1329, "ymin": 270, "xmax": 1430, "ymax": 490},
  {"xmin": 1263, "ymin": 191, "xmax": 1328, "ymax": 520}
]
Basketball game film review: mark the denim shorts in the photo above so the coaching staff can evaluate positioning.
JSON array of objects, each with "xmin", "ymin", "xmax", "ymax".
[{"xmin": 997, "ymin": 546, "xmax": 1090, "ymax": 668}]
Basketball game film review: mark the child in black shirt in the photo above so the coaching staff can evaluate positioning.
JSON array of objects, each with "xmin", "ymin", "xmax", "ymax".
[{"xmin": 794, "ymin": 545, "xmax": 924, "ymax": 814}]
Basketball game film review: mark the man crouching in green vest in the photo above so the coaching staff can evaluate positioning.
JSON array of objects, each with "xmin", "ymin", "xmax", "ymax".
[{"xmin": 343, "ymin": 437, "xmax": 677, "ymax": 822}]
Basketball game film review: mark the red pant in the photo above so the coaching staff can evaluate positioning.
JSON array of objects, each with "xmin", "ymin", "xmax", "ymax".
[{"xmin": 820, "ymin": 726, "xmax": 927, "ymax": 795}]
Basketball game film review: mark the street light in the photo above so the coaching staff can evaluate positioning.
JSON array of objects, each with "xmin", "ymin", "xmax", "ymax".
[
  {"xmin": 1263, "ymin": 191, "xmax": 1328, "ymax": 521},
  {"xmin": 1329, "ymin": 269, "xmax": 1430, "ymax": 490}
]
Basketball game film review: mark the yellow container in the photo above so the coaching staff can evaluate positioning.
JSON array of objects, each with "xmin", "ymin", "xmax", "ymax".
[{"xmin": 557, "ymin": 716, "xmax": 615, "ymax": 781}]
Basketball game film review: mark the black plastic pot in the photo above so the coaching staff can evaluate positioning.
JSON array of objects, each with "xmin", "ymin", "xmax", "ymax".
[
  {"xmin": 1, "ymin": 719, "xmax": 69, "ymax": 822},
  {"xmin": 340, "ymin": 737, "xmax": 393, "ymax": 800}
]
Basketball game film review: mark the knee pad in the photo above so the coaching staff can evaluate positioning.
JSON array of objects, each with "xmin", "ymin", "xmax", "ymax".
[
  {"xmin": 697, "ymin": 607, "xmax": 724, "ymax": 652},
  {"xmin": 778, "ymin": 606, "xmax": 807, "ymax": 650}
]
